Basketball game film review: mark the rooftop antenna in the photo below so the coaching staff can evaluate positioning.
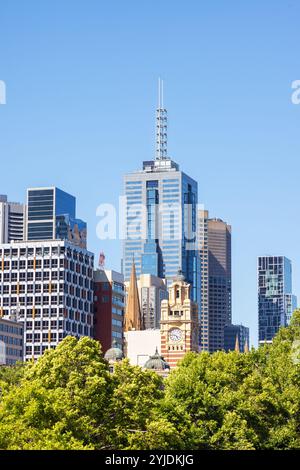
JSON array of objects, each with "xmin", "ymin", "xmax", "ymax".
[{"xmin": 156, "ymin": 78, "xmax": 168, "ymax": 160}]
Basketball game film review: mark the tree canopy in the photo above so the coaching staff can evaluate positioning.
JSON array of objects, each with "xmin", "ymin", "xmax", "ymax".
[{"xmin": 0, "ymin": 310, "xmax": 300, "ymax": 450}]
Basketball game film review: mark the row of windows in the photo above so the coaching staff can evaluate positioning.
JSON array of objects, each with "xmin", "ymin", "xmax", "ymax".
[
  {"xmin": 0, "ymin": 335, "xmax": 22, "ymax": 345},
  {"xmin": 2, "ymin": 259, "xmax": 61, "ymax": 269},
  {"xmin": 3, "ymin": 347, "xmax": 22, "ymax": 357},
  {"xmin": 0, "ymin": 247, "xmax": 93, "ymax": 266},
  {"xmin": 24, "ymin": 312, "xmax": 92, "ymax": 328},
  {"xmin": 125, "ymin": 181, "xmax": 142, "ymax": 186},
  {"xmin": 112, "ymin": 331, "xmax": 122, "ymax": 339},
  {"xmin": 1, "ymin": 295, "xmax": 65, "ymax": 306},
  {"xmin": 1, "ymin": 261, "xmax": 93, "ymax": 279},
  {"xmin": 112, "ymin": 307, "xmax": 123, "ymax": 316},
  {"xmin": 1, "ymin": 246, "xmax": 62, "ymax": 258},
  {"xmin": 0, "ymin": 271, "xmax": 93, "ymax": 285},
  {"xmin": 0, "ymin": 322, "xmax": 22, "ymax": 335},
  {"xmin": 64, "ymin": 323, "xmax": 92, "ymax": 336},
  {"xmin": 0, "ymin": 282, "xmax": 64, "ymax": 294}
]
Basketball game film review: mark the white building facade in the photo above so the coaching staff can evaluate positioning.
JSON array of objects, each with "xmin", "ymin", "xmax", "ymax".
[
  {"xmin": 0, "ymin": 240, "xmax": 94, "ymax": 361},
  {"xmin": 124, "ymin": 329, "xmax": 161, "ymax": 367}
]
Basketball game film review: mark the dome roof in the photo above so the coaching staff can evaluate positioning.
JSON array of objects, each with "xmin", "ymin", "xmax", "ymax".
[
  {"xmin": 144, "ymin": 348, "xmax": 170, "ymax": 371},
  {"xmin": 104, "ymin": 340, "xmax": 124, "ymax": 362}
]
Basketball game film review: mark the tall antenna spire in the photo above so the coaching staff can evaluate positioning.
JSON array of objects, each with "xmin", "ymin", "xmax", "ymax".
[{"xmin": 156, "ymin": 78, "xmax": 168, "ymax": 160}]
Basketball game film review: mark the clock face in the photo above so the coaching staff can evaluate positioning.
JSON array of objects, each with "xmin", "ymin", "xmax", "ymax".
[{"xmin": 169, "ymin": 328, "xmax": 183, "ymax": 342}]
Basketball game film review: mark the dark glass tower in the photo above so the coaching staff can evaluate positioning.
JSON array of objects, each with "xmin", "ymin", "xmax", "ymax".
[
  {"xmin": 258, "ymin": 256, "xmax": 297, "ymax": 344},
  {"xmin": 207, "ymin": 218, "xmax": 232, "ymax": 353},
  {"xmin": 26, "ymin": 187, "xmax": 87, "ymax": 248}
]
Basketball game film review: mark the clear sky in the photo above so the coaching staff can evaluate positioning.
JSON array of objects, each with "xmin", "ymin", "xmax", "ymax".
[{"xmin": 1, "ymin": 0, "xmax": 300, "ymax": 346}]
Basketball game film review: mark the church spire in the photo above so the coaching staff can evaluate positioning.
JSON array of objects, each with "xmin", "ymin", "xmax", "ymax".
[
  {"xmin": 235, "ymin": 334, "xmax": 240, "ymax": 352},
  {"xmin": 124, "ymin": 259, "xmax": 143, "ymax": 331},
  {"xmin": 155, "ymin": 78, "xmax": 168, "ymax": 160}
]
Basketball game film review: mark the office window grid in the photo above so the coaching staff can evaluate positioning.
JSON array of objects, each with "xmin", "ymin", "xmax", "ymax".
[{"xmin": 0, "ymin": 241, "xmax": 94, "ymax": 361}]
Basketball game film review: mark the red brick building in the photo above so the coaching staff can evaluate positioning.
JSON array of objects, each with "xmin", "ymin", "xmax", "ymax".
[{"xmin": 93, "ymin": 269, "xmax": 124, "ymax": 354}]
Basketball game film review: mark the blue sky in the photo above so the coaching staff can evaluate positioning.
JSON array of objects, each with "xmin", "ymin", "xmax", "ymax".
[{"xmin": 1, "ymin": 0, "xmax": 300, "ymax": 346}]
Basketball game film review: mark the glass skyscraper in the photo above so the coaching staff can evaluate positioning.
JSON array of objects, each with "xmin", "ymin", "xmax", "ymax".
[
  {"xmin": 26, "ymin": 187, "xmax": 87, "ymax": 248},
  {"xmin": 258, "ymin": 256, "xmax": 297, "ymax": 344},
  {"xmin": 123, "ymin": 162, "xmax": 199, "ymax": 302},
  {"xmin": 123, "ymin": 82, "xmax": 200, "ymax": 304}
]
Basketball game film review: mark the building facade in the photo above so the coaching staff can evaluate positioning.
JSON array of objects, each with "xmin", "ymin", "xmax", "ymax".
[
  {"xmin": 207, "ymin": 218, "xmax": 232, "ymax": 353},
  {"xmin": 0, "ymin": 195, "xmax": 25, "ymax": 243},
  {"xmin": 26, "ymin": 187, "xmax": 87, "ymax": 248},
  {"xmin": 0, "ymin": 240, "xmax": 94, "ymax": 361},
  {"xmin": 0, "ymin": 316, "xmax": 23, "ymax": 365},
  {"xmin": 125, "ymin": 274, "xmax": 168, "ymax": 330},
  {"xmin": 258, "ymin": 256, "xmax": 297, "ymax": 344},
  {"xmin": 160, "ymin": 273, "xmax": 199, "ymax": 369},
  {"xmin": 224, "ymin": 324, "xmax": 249, "ymax": 353},
  {"xmin": 122, "ymin": 87, "xmax": 200, "ymax": 305},
  {"xmin": 93, "ymin": 269, "xmax": 125, "ymax": 353},
  {"xmin": 198, "ymin": 209, "xmax": 209, "ymax": 351}
]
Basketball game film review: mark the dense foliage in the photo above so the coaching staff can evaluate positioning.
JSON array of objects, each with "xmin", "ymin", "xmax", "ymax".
[{"xmin": 0, "ymin": 310, "xmax": 300, "ymax": 450}]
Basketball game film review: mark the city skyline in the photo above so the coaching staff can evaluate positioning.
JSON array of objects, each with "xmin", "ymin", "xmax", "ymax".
[{"xmin": 1, "ymin": 1, "xmax": 300, "ymax": 347}]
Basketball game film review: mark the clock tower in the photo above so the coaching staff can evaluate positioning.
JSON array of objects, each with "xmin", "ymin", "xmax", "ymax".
[{"xmin": 160, "ymin": 271, "xmax": 199, "ymax": 369}]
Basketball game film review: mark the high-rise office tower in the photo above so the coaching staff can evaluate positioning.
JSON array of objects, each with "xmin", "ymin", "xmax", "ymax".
[
  {"xmin": 198, "ymin": 209, "xmax": 209, "ymax": 351},
  {"xmin": 208, "ymin": 218, "xmax": 232, "ymax": 352},
  {"xmin": 0, "ymin": 240, "xmax": 94, "ymax": 361},
  {"xmin": 26, "ymin": 187, "xmax": 87, "ymax": 248},
  {"xmin": 123, "ymin": 81, "xmax": 200, "ymax": 304},
  {"xmin": 258, "ymin": 256, "xmax": 297, "ymax": 344},
  {"xmin": 0, "ymin": 195, "xmax": 25, "ymax": 243}
]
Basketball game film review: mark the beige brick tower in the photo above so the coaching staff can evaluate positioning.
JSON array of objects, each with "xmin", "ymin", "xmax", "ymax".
[{"xmin": 160, "ymin": 271, "xmax": 199, "ymax": 369}]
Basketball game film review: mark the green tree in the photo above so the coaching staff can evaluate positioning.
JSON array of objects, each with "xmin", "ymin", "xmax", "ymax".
[
  {"xmin": 0, "ymin": 336, "xmax": 166, "ymax": 450},
  {"xmin": 0, "ymin": 362, "xmax": 26, "ymax": 397},
  {"xmin": 0, "ymin": 336, "xmax": 113, "ymax": 449},
  {"xmin": 1, "ymin": 311, "xmax": 300, "ymax": 450},
  {"xmin": 107, "ymin": 359, "xmax": 164, "ymax": 449}
]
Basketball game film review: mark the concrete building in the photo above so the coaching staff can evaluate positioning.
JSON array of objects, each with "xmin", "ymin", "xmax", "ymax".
[
  {"xmin": 160, "ymin": 272, "xmax": 199, "ymax": 369},
  {"xmin": 0, "ymin": 240, "xmax": 94, "ymax": 361},
  {"xmin": 0, "ymin": 316, "xmax": 23, "ymax": 365},
  {"xmin": 224, "ymin": 324, "xmax": 249, "ymax": 353},
  {"xmin": 26, "ymin": 187, "xmax": 87, "ymax": 249},
  {"xmin": 258, "ymin": 256, "xmax": 297, "ymax": 344},
  {"xmin": 93, "ymin": 269, "xmax": 125, "ymax": 354},
  {"xmin": 207, "ymin": 218, "xmax": 232, "ymax": 353},
  {"xmin": 123, "ymin": 81, "xmax": 200, "ymax": 306},
  {"xmin": 0, "ymin": 195, "xmax": 25, "ymax": 243}
]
